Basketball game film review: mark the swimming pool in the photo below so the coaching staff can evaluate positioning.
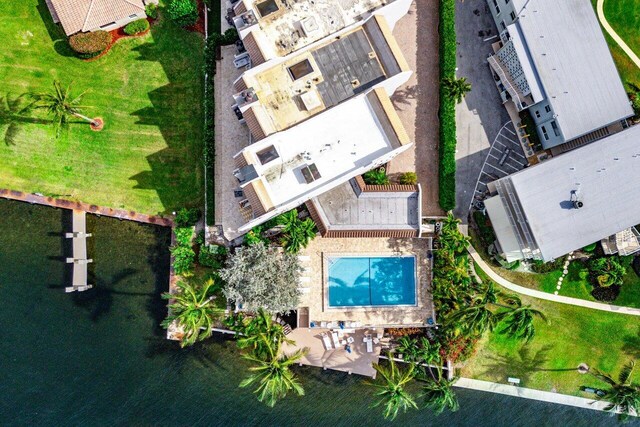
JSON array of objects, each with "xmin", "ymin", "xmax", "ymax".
[{"xmin": 327, "ymin": 256, "xmax": 416, "ymax": 307}]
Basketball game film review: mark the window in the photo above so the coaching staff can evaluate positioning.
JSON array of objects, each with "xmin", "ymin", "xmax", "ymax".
[
  {"xmin": 301, "ymin": 163, "xmax": 321, "ymax": 184},
  {"xmin": 545, "ymin": 105, "xmax": 551, "ymax": 113},
  {"xmin": 551, "ymin": 121, "xmax": 560, "ymax": 136},
  {"xmin": 541, "ymin": 126, "xmax": 549, "ymax": 140},
  {"xmin": 535, "ymin": 110, "xmax": 541, "ymax": 119},
  {"xmin": 255, "ymin": 0, "xmax": 279, "ymax": 17},
  {"xmin": 288, "ymin": 59, "xmax": 314, "ymax": 81},
  {"xmin": 493, "ymin": 0, "xmax": 501, "ymax": 14},
  {"xmin": 501, "ymin": 21, "xmax": 507, "ymax": 31},
  {"xmin": 256, "ymin": 145, "xmax": 279, "ymax": 165},
  {"xmin": 506, "ymin": 0, "xmax": 510, "ymax": 3},
  {"xmin": 129, "ymin": 14, "xmax": 138, "ymax": 18},
  {"xmin": 510, "ymin": 11, "xmax": 516, "ymax": 20}
]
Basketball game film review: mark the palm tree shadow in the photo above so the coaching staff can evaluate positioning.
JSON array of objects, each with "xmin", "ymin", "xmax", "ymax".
[
  {"xmin": 622, "ymin": 328, "xmax": 640, "ymax": 358},
  {"xmin": 480, "ymin": 345, "xmax": 555, "ymax": 384}
]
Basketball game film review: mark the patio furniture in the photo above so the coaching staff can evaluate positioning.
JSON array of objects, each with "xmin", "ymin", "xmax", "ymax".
[
  {"xmin": 321, "ymin": 333, "xmax": 332, "ymax": 350},
  {"xmin": 331, "ymin": 331, "xmax": 340, "ymax": 348},
  {"xmin": 346, "ymin": 337, "xmax": 354, "ymax": 344},
  {"xmin": 320, "ymin": 321, "xmax": 327, "ymax": 328},
  {"xmin": 340, "ymin": 340, "xmax": 347, "ymax": 346},
  {"xmin": 366, "ymin": 339, "xmax": 373, "ymax": 353},
  {"xmin": 373, "ymin": 338, "xmax": 380, "ymax": 345}
]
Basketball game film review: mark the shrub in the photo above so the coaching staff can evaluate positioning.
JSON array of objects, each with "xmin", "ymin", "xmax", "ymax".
[
  {"xmin": 171, "ymin": 245, "xmax": 196, "ymax": 276},
  {"xmin": 591, "ymin": 285, "xmax": 621, "ymax": 302},
  {"xmin": 68, "ymin": 31, "xmax": 112, "ymax": 58},
  {"xmin": 438, "ymin": 0, "xmax": 457, "ymax": 211},
  {"xmin": 174, "ymin": 226, "xmax": 194, "ymax": 246},
  {"xmin": 145, "ymin": 3, "xmax": 158, "ymax": 19},
  {"xmin": 363, "ymin": 168, "xmax": 390, "ymax": 185},
  {"xmin": 167, "ymin": 0, "xmax": 198, "ymax": 27},
  {"xmin": 124, "ymin": 18, "xmax": 149, "ymax": 36},
  {"xmin": 530, "ymin": 257, "xmax": 564, "ymax": 274},
  {"xmin": 399, "ymin": 172, "xmax": 418, "ymax": 185},
  {"xmin": 175, "ymin": 207, "xmax": 201, "ymax": 227},
  {"xmin": 472, "ymin": 210, "xmax": 496, "ymax": 247},
  {"xmin": 582, "ymin": 243, "xmax": 597, "ymax": 253},
  {"xmin": 588, "ymin": 256, "xmax": 626, "ymax": 287},
  {"xmin": 199, "ymin": 244, "xmax": 228, "ymax": 269}
]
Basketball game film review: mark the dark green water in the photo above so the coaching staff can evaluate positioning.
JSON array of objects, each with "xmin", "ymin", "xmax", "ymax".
[{"xmin": 0, "ymin": 199, "xmax": 636, "ymax": 426}]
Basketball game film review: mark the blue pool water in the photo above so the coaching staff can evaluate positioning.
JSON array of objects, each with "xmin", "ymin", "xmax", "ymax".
[{"xmin": 328, "ymin": 256, "xmax": 416, "ymax": 307}]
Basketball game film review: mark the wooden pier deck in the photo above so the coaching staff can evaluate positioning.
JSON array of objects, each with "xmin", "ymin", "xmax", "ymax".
[{"xmin": 65, "ymin": 210, "xmax": 93, "ymax": 292}]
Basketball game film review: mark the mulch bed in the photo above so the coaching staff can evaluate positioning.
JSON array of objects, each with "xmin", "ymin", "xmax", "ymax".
[
  {"xmin": 82, "ymin": 17, "xmax": 154, "ymax": 62},
  {"xmin": 185, "ymin": 0, "xmax": 206, "ymax": 35}
]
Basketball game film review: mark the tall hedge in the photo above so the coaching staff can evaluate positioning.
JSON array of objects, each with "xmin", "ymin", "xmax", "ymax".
[
  {"xmin": 167, "ymin": 0, "xmax": 198, "ymax": 27},
  {"xmin": 438, "ymin": 0, "xmax": 457, "ymax": 211}
]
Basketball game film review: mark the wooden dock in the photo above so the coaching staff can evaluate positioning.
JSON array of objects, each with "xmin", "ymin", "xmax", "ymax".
[{"xmin": 65, "ymin": 210, "xmax": 93, "ymax": 292}]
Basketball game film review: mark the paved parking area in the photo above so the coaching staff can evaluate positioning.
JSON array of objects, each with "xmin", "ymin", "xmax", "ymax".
[{"xmin": 470, "ymin": 122, "xmax": 527, "ymax": 210}]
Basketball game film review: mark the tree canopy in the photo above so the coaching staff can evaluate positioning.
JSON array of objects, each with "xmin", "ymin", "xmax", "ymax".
[{"xmin": 218, "ymin": 243, "xmax": 301, "ymax": 313}]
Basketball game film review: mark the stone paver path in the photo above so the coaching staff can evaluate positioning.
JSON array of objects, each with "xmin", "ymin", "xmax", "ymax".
[
  {"xmin": 597, "ymin": 0, "xmax": 640, "ymax": 69},
  {"xmin": 469, "ymin": 245, "xmax": 640, "ymax": 316}
]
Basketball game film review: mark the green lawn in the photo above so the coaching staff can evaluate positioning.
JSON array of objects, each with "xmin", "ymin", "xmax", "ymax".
[
  {"xmin": 461, "ymin": 265, "xmax": 640, "ymax": 396},
  {"xmin": 593, "ymin": 0, "xmax": 640, "ymax": 86},
  {"xmin": 0, "ymin": 1, "xmax": 204, "ymax": 215}
]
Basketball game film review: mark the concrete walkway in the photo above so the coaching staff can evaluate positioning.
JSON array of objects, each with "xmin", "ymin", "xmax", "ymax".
[
  {"xmin": 454, "ymin": 378, "xmax": 613, "ymax": 413},
  {"xmin": 597, "ymin": 0, "xmax": 640, "ymax": 69},
  {"xmin": 468, "ymin": 245, "xmax": 640, "ymax": 316}
]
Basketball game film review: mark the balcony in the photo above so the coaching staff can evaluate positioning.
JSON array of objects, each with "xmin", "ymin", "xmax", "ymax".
[{"xmin": 487, "ymin": 55, "xmax": 533, "ymax": 112}]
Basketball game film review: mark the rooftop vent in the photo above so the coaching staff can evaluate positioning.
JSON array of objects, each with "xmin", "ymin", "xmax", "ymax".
[{"xmin": 570, "ymin": 190, "xmax": 583, "ymax": 209}]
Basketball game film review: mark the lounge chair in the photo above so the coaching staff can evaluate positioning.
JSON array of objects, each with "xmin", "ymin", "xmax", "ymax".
[
  {"xmin": 366, "ymin": 340, "xmax": 373, "ymax": 353},
  {"xmin": 321, "ymin": 333, "xmax": 332, "ymax": 350},
  {"xmin": 331, "ymin": 331, "xmax": 340, "ymax": 348}
]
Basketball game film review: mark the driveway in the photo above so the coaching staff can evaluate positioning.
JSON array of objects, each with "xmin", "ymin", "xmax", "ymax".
[{"xmin": 454, "ymin": 0, "xmax": 510, "ymax": 221}]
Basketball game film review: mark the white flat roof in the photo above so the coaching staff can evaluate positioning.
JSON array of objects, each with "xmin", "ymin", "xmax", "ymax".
[
  {"xmin": 241, "ymin": 91, "xmax": 405, "ymax": 208},
  {"xmin": 513, "ymin": 0, "xmax": 633, "ymax": 141},
  {"xmin": 503, "ymin": 125, "xmax": 640, "ymax": 261}
]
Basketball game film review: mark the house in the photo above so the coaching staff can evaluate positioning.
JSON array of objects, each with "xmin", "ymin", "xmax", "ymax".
[
  {"xmin": 46, "ymin": 0, "xmax": 153, "ymax": 36},
  {"xmin": 485, "ymin": 125, "xmax": 640, "ymax": 262},
  {"xmin": 231, "ymin": 0, "xmax": 412, "ymax": 65},
  {"xmin": 485, "ymin": 0, "xmax": 633, "ymax": 155},
  {"xmin": 232, "ymin": 88, "xmax": 413, "ymax": 234}
]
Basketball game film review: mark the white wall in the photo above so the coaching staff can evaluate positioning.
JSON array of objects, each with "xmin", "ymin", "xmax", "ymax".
[{"xmin": 372, "ymin": 0, "xmax": 414, "ymax": 30}]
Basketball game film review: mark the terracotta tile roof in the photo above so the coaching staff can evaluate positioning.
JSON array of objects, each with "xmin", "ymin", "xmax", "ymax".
[{"xmin": 50, "ymin": 0, "xmax": 146, "ymax": 35}]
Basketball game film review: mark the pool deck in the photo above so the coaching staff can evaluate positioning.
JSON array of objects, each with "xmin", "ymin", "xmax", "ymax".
[
  {"xmin": 297, "ymin": 236, "xmax": 434, "ymax": 327},
  {"xmin": 283, "ymin": 327, "xmax": 384, "ymax": 378}
]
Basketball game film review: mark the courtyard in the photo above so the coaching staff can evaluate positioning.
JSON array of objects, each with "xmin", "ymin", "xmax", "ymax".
[{"xmin": 0, "ymin": 1, "xmax": 204, "ymax": 215}]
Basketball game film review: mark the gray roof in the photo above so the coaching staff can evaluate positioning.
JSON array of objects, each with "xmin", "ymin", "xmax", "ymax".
[
  {"xmin": 312, "ymin": 29, "xmax": 386, "ymax": 108},
  {"xmin": 314, "ymin": 180, "xmax": 419, "ymax": 231},
  {"xmin": 513, "ymin": 0, "xmax": 633, "ymax": 141},
  {"xmin": 494, "ymin": 125, "xmax": 640, "ymax": 261}
]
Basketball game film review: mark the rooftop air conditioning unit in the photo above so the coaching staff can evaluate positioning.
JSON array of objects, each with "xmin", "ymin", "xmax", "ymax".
[{"xmin": 571, "ymin": 190, "xmax": 583, "ymax": 209}]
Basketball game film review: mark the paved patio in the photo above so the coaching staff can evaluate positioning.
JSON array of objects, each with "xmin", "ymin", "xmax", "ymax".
[
  {"xmin": 388, "ymin": 1, "xmax": 443, "ymax": 217},
  {"xmin": 297, "ymin": 236, "xmax": 435, "ymax": 327},
  {"xmin": 283, "ymin": 327, "xmax": 385, "ymax": 377}
]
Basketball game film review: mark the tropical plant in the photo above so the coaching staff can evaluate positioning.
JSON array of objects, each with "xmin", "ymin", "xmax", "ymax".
[
  {"xmin": 124, "ymin": 18, "xmax": 150, "ymax": 36},
  {"xmin": 589, "ymin": 256, "xmax": 626, "ymax": 288},
  {"xmin": 399, "ymin": 172, "xmax": 418, "ymax": 185},
  {"xmin": 234, "ymin": 308, "xmax": 293, "ymax": 359},
  {"xmin": 244, "ymin": 226, "xmax": 269, "ymax": 246},
  {"xmin": 441, "ymin": 76, "xmax": 472, "ymax": 104},
  {"xmin": 174, "ymin": 226, "xmax": 194, "ymax": 246},
  {"xmin": 363, "ymin": 167, "xmax": 390, "ymax": 185},
  {"xmin": 167, "ymin": 0, "xmax": 198, "ymax": 27},
  {"xmin": 198, "ymin": 244, "xmax": 228, "ymax": 269},
  {"xmin": 278, "ymin": 210, "xmax": 317, "ymax": 254},
  {"xmin": 145, "ymin": 3, "xmax": 158, "ymax": 19},
  {"xmin": 498, "ymin": 304, "xmax": 547, "ymax": 342},
  {"xmin": 589, "ymin": 360, "xmax": 640, "ymax": 421},
  {"xmin": 68, "ymin": 31, "xmax": 111, "ymax": 58},
  {"xmin": 368, "ymin": 356, "xmax": 418, "ymax": 420},
  {"xmin": 420, "ymin": 367, "xmax": 459, "ymax": 415},
  {"xmin": 25, "ymin": 80, "xmax": 97, "ymax": 137},
  {"xmin": 395, "ymin": 336, "xmax": 420, "ymax": 362},
  {"xmin": 171, "ymin": 245, "xmax": 195, "ymax": 276},
  {"xmin": 161, "ymin": 278, "xmax": 220, "ymax": 347},
  {"xmin": 240, "ymin": 339, "xmax": 307, "ymax": 407},
  {"xmin": 218, "ymin": 243, "xmax": 302, "ymax": 313}
]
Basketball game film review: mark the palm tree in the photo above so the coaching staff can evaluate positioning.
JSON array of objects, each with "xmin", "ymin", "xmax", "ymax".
[
  {"xmin": 498, "ymin": 304, "xmax": 547, "ymax": 342},
  {"xmin": 161, "ymin": 278, "xmax": 221, "ymax": 348},
  {"xmin": 395, "ymin": 336, "xmax": 420, "ymax": 363},
  {"xmin": 240, "ymin": 335, "xmax": 307, "ymax": 407},
  {"xmin": 367, "ymin": 356, "xmax": 419, "ymax": 420},
  {"xmin": 590, "ymin": 361, "xmax": 640, "ymax": 421},
  {"xmin": 441, "ymin": 76, "xmax": 472, "ymax": 104},
  {"xmin": 25, "ymin": 80, "xmax": 98, "ymax": 137},
  {"xmin": 237, "ymin": 308, "xmax": 293, "ymax": 359},
  {"xmin": 279, "ymin": 210, "xmax": 317, "ymax": 254},
  {"xmin": 447, "ymin": 302, "xmax": 498, "ymax": 336},
  {"xmin": 421, "ymin": 367, "xmax": 459, "ymax": 415}
]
